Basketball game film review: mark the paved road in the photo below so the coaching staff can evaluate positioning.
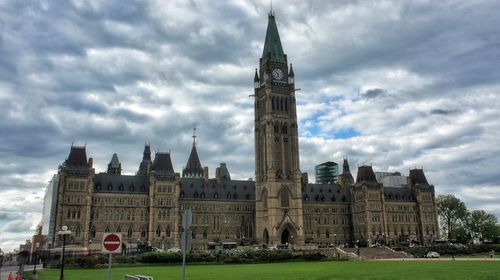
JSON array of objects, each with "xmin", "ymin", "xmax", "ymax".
[{"xmin": 1, "ymin": 265, "xmax": 44, "ymax": 280}]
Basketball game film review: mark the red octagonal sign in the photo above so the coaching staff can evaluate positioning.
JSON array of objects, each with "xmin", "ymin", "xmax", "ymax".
[{"xmin": 102, "ymin": 233, "xmax": 122, "ymax": 254}]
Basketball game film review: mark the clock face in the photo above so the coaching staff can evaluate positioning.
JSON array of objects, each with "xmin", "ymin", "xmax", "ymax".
[{"xmin": 272, "ymin": 68, "xmax": 284, "ymax": 80}]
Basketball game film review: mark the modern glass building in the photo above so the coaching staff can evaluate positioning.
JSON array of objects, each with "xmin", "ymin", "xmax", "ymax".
[
  {"xmin": 315, "ymin": 161, "xmax": 339, "ymax": 184},
  {"xmin": 41, "ymin": 174, "xmax": 59, "ymax": 249}
]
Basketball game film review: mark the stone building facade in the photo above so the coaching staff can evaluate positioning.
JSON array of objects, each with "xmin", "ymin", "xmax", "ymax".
[{"xmin": 47, "ymin": 13, "xmax": 439, "ymax": 252}]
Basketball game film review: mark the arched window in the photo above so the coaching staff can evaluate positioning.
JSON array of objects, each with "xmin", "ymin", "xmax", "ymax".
[
  {"xmin": 192, "ymin": 228, "xmax": 196, "ymax": 239},
  {"xmin": 105, "ymin": 225, "xmax": 110, "ymax": 233},
  {"xmin": 127, "ymin": 226, "xmax": 133, "ymax": 238},
  {"xmin": 141, "ymin": 226, "xmax": 147, "ymax": 238},
  {"xmin": 203, "ymin": 229, "xmax": 208, "ymax": 239},
  {"xmin": 156, "ymin": 226, "xmax": 161, "ymax": 237},
  {"xmin": 116, "ymin": 226, "xmax": 122, "ymax": 233},
  {"xmin": 90, "ymin": 225, "xmax": 96, "ymax": 238},
  {"xmin": 262, "ymin": 189, "xmax": 268, "ymax": 210},
  {"xmin": 75, "ymin": 225, "xmax": 81, "ymax": 237},
  {"xmin": 326, "ymin": 229, "xmax": 330, "ymax": 239},
  {"xmin": 247, "ymin": 221, "xmax": 254, "ymax": 238},
  {"xmin": 280, "ymin": 188, "xmax": 290, "ymax": 208},
  {"xmin": 166, "ymin": 225, "xmax": 171, "ymax": 237}
]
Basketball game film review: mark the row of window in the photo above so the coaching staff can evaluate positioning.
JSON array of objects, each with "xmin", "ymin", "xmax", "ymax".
[
  {"xmin": 303, "ymin": 207, "xmax": 349, "ymax": 214},
  {"xmin": 385, "ymin": 204, "xmax": 418, "ymax": 212},
  {"xmin": 157, "ymin": 185, "xmax": 173, "ymax": 193},
  {"xmin": 92, "ymin": 197, "xmax": 148, "ymax": 206},
  {"xmin": 92, "ymin": 209, "xmax": 148, "ymax": 222},
  {"xmin": 180, "ymin": 203, "xmax": 254, "ymax": 213},
  {"xmin": 65, "ymin": 181, "xmax": 85, "ymax": 191},
  {"xmin": 64, "ymin": 195, "xmax": 84, "ymax": 204}
]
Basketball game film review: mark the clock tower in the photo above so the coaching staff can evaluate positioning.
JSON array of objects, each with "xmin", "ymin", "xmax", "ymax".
[{"xmin": 254, "ymin": 12, "xmax": 304, "ymax": 245}]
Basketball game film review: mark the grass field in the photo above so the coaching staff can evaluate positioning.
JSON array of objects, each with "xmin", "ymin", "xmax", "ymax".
[{"xmin": 35, "ymin": 260, "xmax": 500, "ymax": 280}]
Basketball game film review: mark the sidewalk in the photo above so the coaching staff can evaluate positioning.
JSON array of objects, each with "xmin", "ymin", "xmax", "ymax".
[{"xmin": 1, "ymin": 265, "xmax": 44, "ymax": 279}]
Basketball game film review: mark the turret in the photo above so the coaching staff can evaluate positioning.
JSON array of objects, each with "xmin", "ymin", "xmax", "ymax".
[
  {"xmin": 107, "ymin": 153, "xmax": 121, "ymax": 175},
  {"xmin": 137, "ymin": 144, "xmax": 153, "ymax": 176},
  {"xmin": 288, "ymin": 64, "xmax": 294, "ymax": 84},
  {"xmin": 254, "ymin": 68, "xmax": 260, "ymax": 89},
  {"xmin": 182, "ymin": 126, "xmax": 204, "ymax": 178}
]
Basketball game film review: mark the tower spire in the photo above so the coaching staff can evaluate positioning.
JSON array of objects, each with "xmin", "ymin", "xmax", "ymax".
[
  {"xmin": 192, "ymin": 124, "xmax": 197, "ymax": 146},
  {"xmin": 261, "ymin": 12, "xmax": 285, "ymax": 64}
]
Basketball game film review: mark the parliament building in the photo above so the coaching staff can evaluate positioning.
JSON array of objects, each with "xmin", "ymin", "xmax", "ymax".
[{"xmin": 45, "ymin": 13, "xmax": 439, "ymax": 252}]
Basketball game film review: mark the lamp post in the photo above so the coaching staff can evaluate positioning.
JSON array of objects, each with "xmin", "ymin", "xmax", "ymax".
[{"xmin": 57, "ymin": 225, "xmax": 72, "ymax": 280}]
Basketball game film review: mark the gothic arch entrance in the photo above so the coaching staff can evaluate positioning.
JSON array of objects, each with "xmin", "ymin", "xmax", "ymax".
[
  {"xmin": 281, "ymin": 229, "xmax": 290, "ymax": 244},
  {"xmin": 263, "ymin": 229, "xmax": 269, "ymax": 244},
  {"xmin": 279, "ymin": 224, "xmax": 297, "ymax": 245}
]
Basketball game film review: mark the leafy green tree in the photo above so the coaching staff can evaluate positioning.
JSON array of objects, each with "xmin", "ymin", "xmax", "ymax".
[
  {"xmin": 437, "ymin": 195, "xmax": 467, "ymax": 240},
  {"xmin": 465, "ymin": 210, "xmax": 497, "ymax": 242},
  {"xmin": 450, "ymin": 226, "xmax": 470, "ymax": 244}
]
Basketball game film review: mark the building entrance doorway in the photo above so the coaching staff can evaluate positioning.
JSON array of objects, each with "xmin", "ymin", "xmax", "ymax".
[{"xmin": 281, "ymin": 228, "xmax": 290, "ymax": 244}]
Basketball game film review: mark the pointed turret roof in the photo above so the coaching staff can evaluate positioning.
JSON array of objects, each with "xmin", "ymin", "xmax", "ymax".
[
  {"xmin": 261, "ymin": 13, "xmax": 286, "ymax": 64},
  {"xmin": 182, "ymin": 144, "xmax": 203, "ymax": 178},
  {"xmin": 107, "ymin": 153, "xmax": 121, "ymax": 175},
  {"xmin": 289, "ymin": 63, "xmax": 294, "ymax": 77},
  {"xmin": 342, "ymin": 158, "xmax": 351, "ymax": 175},
  {"xmin": 137, "ymin": 144, "xmax": 152, "ymax": 176},
  {"xmin": 109, "ymin": 153, "xmax": 120, "ymax": 168},
  {"xmin": 254, "ymin": 68, "xmax": 259, "ymax": 82}
]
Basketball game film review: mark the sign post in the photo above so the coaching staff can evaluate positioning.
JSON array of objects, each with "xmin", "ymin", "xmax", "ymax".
[
  {"xmin": 102, "ymin": 233, "xmax": 122, "ymax": 280},
  {"xmin": 181, "ymin": 209, "xmax": 192, "ymax": 280}
]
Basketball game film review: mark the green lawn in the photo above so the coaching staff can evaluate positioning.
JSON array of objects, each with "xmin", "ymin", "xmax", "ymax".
[{"xmin": 36, "ymin": 261, "xmax": 500, "ymax": 280}]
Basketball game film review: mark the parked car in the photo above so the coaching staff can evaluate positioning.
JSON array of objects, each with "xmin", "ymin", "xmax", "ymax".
[
  {"xmin": 151, "ymin": 247, "xmax": 164, "ymax": 252},
  {"xmin": 167, "ymin": 247, "xmax": 181, "ymax": 253},
  {"xmin": 426, "ymin": 251, "xmax": 440, "ymax": 258}
]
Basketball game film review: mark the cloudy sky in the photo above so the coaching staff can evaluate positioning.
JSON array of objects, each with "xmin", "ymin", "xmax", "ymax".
[{"xmin": 1, "ymin": 0, "xmax": 499, "ymax": 251}]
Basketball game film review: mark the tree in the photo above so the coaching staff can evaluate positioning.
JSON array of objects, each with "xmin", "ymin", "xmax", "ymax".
[
  {"xmin": 464, "ymin": 210, "xmax": 497, "ymax": 242},
  {"xmin": 436, "ymin": 195, "xmax": 467, "ymax": 241}
]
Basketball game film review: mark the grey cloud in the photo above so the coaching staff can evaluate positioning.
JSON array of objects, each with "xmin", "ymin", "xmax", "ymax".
[
  {"xmin": 363, "ymin": 88, "xmax": 386, "ymax": 99},
  {"xmin": 430, "ymin": 109, "xmax": 458, "ymax": 115}
]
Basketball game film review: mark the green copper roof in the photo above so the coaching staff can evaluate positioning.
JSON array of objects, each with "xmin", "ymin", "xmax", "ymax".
[
  {"xmin": 110, "ymin": 153, "xmax": 120, "ymax": 168},
  {"xmin": 261, "ymin": 13, "xmax": 286, "ymax": 64}
]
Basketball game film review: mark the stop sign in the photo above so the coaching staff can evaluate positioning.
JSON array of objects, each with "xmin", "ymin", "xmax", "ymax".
[{"xmin": 102, "ymin": 233, "xmax": 122, "ymax": 254}]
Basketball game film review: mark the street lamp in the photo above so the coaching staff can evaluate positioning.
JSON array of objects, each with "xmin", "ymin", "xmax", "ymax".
[{"xmin": 57, "ymin": 225, "xmax": 72, "ymax": 280}]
